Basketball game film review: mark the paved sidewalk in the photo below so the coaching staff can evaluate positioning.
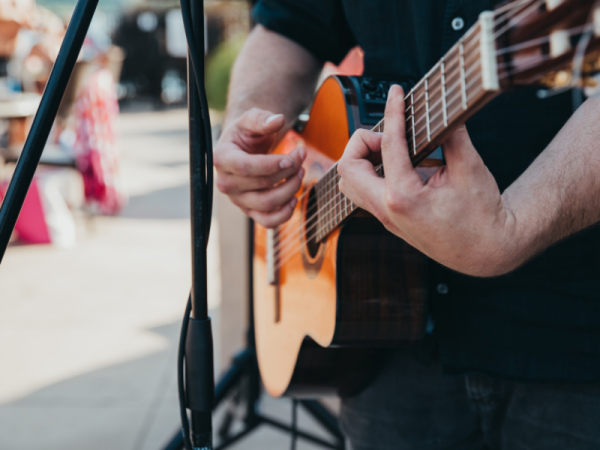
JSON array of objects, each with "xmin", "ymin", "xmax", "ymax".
[{"xmin": 0, "ymin": 109, "xmax": 334, "ymax": 450}]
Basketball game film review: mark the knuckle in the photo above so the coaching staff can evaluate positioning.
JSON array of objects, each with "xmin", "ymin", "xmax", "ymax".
[
  {"xmin": 258, "ymin": 176, "xmax": 273, "ymax": 190},
  {"xmin": 256, "ymin": 193, "xmax": 277, "ymax": 212},
  {"xmin": 263, "ymin": 196, "xmax": 280, "ymax": 212},
  {"xmin": 356, "ymin": 129, "xmax": 371, "ymax": 139},
  {"xmin": 213, "ymin": 151, "xmax": 224, "ymax": 170},
  {"xmin": 229, "ymin": 196, "xmax": 244, "ymax": 209},
  {"xmin": 216, "ymin": 176, "xmax": 234, "ymax": 194},
  {"xmin": 280, "ymin": 207, "xmax": 294, "ymax": 224},
  {"xmin": 385, "ymin": 189, "xmax": 405, "ymax": 212},
  {"xmin": 234, "ymin": 159, "xmax": 251, "ymax": 177}
]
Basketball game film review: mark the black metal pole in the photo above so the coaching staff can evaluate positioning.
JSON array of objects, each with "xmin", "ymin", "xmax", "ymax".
[
  {"xmin": 0, "ymin": 0, "xmax": 99, "ymax": 262},
  {"xmin": 185, "ymin": 0, "xmax": 214, "ymax": 448}
]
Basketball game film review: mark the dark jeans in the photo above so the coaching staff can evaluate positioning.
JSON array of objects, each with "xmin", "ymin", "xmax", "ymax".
[{"xmin": 340, "ymin": 348, "xmax": 600, "ymax": 450}]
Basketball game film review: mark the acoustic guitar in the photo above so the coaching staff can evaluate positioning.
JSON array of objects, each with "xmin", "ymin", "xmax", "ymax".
[{"xmin": 253, "ymin": 0, "xmax": 600, "ymax": 398}]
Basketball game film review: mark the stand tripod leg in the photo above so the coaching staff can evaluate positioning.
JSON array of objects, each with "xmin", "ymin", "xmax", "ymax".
[{"xmin": 300, "ymin": 400, "xmax": 345, "ymax": 444}]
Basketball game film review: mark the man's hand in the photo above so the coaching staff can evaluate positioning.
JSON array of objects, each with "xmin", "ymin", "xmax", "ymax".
[
  {"xmin": 338, "ymin": 85, "xmax": 518, "ymax": 277},
  {"xmin": 215, "ymin": 108, "xmax": 306, "ymax": 228}
]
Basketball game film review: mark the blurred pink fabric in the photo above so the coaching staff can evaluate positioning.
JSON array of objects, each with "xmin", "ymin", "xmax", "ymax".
[
  {"xmin": 72, "ymin": 68, "xmax": 126, "ymax": 215},
  {"xmin": 0, "ymin": 179, "xmax": 51, "ymax": 244}
]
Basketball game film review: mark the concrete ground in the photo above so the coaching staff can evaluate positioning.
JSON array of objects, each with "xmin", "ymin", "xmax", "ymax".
[{"xmin": 0, "ymin": 109, "xmax": 337, "ymax": 450}]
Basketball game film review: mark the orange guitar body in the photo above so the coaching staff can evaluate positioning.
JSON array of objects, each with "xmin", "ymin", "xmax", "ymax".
[{"xmin": 253, "ymin": 77, "xmax": 428, "ymax": 398}]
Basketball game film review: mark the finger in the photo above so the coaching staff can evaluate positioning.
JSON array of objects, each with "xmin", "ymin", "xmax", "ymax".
[
  {"xmin": 233, "ymin": 168, "xmax": 304, "ymax": 212},
  {"xmin": 248, "ymin": 197, "xmax": 298, "ymax": 229},
  {"xmin": 236, "ymin": 108, "xmax": 285, "ymax": 136},
  {"xmin": 441, "ymin": 125, "xmax": 484, "ymax": 178},
  {"xmin": 217, "ymin": 160, "xmax": 304, "ymax": 194},
  {"xmin": 215, "ymin": 145, "xmax": 306, "ymax": 178},
  {"xmin": 338, "ymin": 156, "xmax": 386, "ymax": 215},
  {"xmin": 381, "ymin": 85, "xmax": 423, "ymax": 188},
  {"xmin": 340, "ymin": 129, "xmax": 383, "ymax": 165}
]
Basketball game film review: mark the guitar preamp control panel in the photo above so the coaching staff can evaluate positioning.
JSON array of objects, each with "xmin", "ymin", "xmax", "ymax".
[{"xmin": 349, "ymin": 76, "xmax": 415, "ymax": 126}]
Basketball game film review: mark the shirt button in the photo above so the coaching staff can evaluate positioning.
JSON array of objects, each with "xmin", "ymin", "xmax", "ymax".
[
  {"xmin": 437, "ymin": 283, "xmax": 449, "ymax": 295},
  {"xmin": 451, "ymin": 17, "xmax": 465, "ymax": 31}
]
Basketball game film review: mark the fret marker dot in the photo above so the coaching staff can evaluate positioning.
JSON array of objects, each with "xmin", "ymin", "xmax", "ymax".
[
  {"xmin": 437, "ymin": 283, "xmax": 449, "ymax": 295},
  {"xmin": 451, "ymin": 17, "xmax": 464, "ymax": 31}
]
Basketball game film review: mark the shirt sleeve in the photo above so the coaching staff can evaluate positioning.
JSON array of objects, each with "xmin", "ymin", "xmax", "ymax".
[{"xmin": 252, "ymin": 0, "xmax": 356, "ymax": 65}]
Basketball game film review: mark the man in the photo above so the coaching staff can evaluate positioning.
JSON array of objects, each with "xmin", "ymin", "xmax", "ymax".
[{"xmin": 215, "ymin": 1, "xmax": 600, "ymax": 448}]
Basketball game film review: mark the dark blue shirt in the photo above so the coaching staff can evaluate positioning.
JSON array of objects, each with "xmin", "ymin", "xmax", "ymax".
[{"xmin": 253, "ymin": 0, "xmax": 600, "ymax": 383}]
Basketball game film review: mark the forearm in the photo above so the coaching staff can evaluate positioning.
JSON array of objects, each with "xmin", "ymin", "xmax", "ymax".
[
  {"xmin": 223, "ymin": 25, "xmax": 322, "ymax": 134},
  {"xmin": 500, "ymin": 95, "xmax": 600, "ymax": 273}
]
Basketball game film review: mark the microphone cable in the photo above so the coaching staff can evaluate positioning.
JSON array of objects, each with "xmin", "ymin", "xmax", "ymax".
[{"xmin": 177, "ymin": 0, "xmax": 214, "ymax": 448}]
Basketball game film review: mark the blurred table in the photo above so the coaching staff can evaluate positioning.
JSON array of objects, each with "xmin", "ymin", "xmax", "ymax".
[{"xmin": 0, "ymin": 92, "xmax": 76, "ymax": 168}]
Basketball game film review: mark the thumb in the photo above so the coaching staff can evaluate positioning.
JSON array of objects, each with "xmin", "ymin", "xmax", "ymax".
[
  {"xmin": 236, "ymin": 108, "xmax": 285, "ymax": 137},
  {"xmin": 441, "ymin": 125, "xmax": 483, "ymax": 177}
]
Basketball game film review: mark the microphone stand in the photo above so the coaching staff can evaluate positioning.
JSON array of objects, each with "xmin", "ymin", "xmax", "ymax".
[{"xmin": 181, "ymin": 0, "xmax": 214, "ymax": 448}]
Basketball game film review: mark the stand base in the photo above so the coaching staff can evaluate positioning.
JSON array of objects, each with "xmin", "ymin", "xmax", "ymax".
[{"xmin": 162, "ymin": 348, "xmax": 345, "ymax": 450}]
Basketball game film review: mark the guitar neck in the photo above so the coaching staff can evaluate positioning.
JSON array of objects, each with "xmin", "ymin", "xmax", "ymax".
[{"xmin": 314, "ymin": 11, "xmax": 501, "ymax": 243}]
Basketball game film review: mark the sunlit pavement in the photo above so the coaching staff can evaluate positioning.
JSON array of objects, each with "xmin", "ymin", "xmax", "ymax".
[{"xmin": 0, "ymin": 109, "xmax": 332, "ymax": 450}]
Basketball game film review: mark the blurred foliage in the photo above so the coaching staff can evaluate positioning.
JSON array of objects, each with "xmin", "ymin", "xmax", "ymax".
[{"xmin": 205, "ymin": 36, "xmax": 245, "ymax": 111}]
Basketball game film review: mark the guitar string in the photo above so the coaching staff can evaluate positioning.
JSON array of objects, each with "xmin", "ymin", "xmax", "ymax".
[
  {"xmin": 273, "ymin": 76, "xmax": 485, "ymax": 265},
  {"xmin": 274, "ymin": 48, "xmax": 549, "ymax": 260},
  {"xmin": 494, "ymin": 0, "xmax": 547, "ymax": 39},
  {"xmin": 272, "ymin": 19, "xmax": 590, "ymax": 259},
  {"xmin": 403, "ymin": 0, "xmax": 538, "ymax": 114},
  {"xmin": 281, "ymin": 17, "xmax": 586, "ymax": 246},
  {"xmin": 408, "ymin": 20, "xmax": 591, "ymax": 132},
  {"xmin": 273, "ymin": 82, "xmax": 484, "ymax": 269},
  {"xmin": 274, "ymin": 0, "xmax": 540, "ymax": 232},
  {"xmin": 274, "ymin": 47, "xmax": 482, "ymax": 251},
  {"xmin": 273, "ymin": 45, "xmax": 576, "ymax": 268},
  {"xmin": 275, "ymin": 52, "xmax": 485, "ymax": 251},
  {"xmin": 274, "ymin": 47, "xmax": 567, "ymax": 260},
  {"xmin": 273, "ymin": 1, "xmax": 578, "ymax": 266}
]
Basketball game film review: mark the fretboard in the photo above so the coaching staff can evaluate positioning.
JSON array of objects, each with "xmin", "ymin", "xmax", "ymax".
[{"xmin": 313, "ymin": 11, "xmax": 500, "ymax": 243}]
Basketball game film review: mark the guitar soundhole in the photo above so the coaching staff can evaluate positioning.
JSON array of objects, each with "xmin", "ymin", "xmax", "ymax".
[{"xmin": 306, "ymin": 186, "xmax": 320, "ymax": 259}]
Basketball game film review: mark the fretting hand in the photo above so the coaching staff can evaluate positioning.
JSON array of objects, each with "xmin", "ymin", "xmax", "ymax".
[
  {"xmin": 337, "ymin": 85, "xmax": 518, "ymax": 277},
  {"xmin": 215, "ymin": 108, "xmax": 307, "ymax": 228}
]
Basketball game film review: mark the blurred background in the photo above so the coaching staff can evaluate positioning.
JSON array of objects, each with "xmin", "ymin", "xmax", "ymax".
[{"xmin": 0, "ymin": 0, "xmax": 335, "ymax": 448}]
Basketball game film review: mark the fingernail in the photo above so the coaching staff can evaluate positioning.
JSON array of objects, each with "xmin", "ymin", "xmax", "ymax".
[
  {"xmin": 298, "ymin": 147, "xmax": 307, "ymax": 160},
  {"xmin": 298, "ymin": 167, "xmax": 305, "ymax": 179},
  {"xmin": 290, "ymin": 197, "xmax": 298, "ymax": 208},
  {"xmin": 280, "ymin": 157, "xmax": 293, "ymax": 169},
  {"xmin": 265, "ymin": 114, "xmax": 283, "ymax": 125}
]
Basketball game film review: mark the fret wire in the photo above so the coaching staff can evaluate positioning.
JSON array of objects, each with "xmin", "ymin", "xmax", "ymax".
[
  {"xmin": 425, "ymin": 77, "xmax": 431, "ymax": 142},
  {"xmin": 406, "ymin": 45, "xmax": 480, "ymax": 126},
  {"xmin": 412, "ymin": 80, "xmax": 483, "ymax": 151},
  {"xmin": 329, "ymin": 172, "xmax": 334, "ymax": 233},
  {"xmin": 318, "ymin": 179, "xmax": 323, "ymax": 240},
  {"xmin": 459, "ymin": 40, "xmax": 468, "ymax": 110},
  {"xmin": 406, "ymin": 71, "xmax": 483, "ymax": 157},
  {"xmin": 441, "ymin": 59, "xmax": 448, "ymax": 128},
  {"xmin": 335, "ymin": 173, "xmax": 341, "ymax": 225},
  {"xmin": 406, "ymin": 51, "xmax": 481, "ymax": 139},
  {"xmin": 344, "ymin": 194, "xmax": 348, "ymax": 217},
  {"xmin": 404, "ymin": 35, "xmax": 479, "ymax": 114},
  {"xmin": 410, "ymin": 91, "xmax": 416, "ymax": 155},
  {"xmin": 324, "ymin": 173, "xmax": 329, "ymax": 237}
]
